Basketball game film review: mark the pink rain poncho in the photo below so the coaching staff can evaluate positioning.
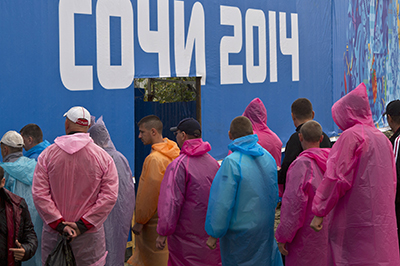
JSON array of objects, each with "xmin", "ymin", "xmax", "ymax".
[
  {"xmin": 312, "ymin": 83, "xmax": 400, "ymax": 265},
  {"xmin": 242, "ymin": 98, "xmax": 282, "ymax": 167},
  {"xmin": 275, "ymin": 148, "xmax": 330, "ymax": 266},
  {"xmin": 88, "ymin": 117, "xmax": 135, "ymax": 266},
  {"xmin": 157, "ymin": 138, "xmax": 222, "ymax": 266},
  {"xmin": 32, "ymin": 133, "xmax": 118, "ymax": 266}
]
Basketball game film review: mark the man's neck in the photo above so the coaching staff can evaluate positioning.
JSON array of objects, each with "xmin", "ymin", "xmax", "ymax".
[
  {"xmin": 302, "ymin": 142, "xmax": 320, "ymax": 150},
  {"xmin": 151, "ymin": 135, "xmax": 164, "ymax": 145}
]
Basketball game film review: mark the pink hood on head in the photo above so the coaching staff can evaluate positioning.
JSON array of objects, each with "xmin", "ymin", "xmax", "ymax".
[
  {"xmin": 54, "ymin": 133, "xmax": 93, "ymax": 154},
  {"xmin": 181, "ymin": 138, "xmax": 211, "ymax": 157},
  {"xmin": 242, "ymin": 98, "xmax": 268, "ymax": 131},
  {"xmin": 332, "ymin": 83, "xmax": 374, "ymax": 131}
]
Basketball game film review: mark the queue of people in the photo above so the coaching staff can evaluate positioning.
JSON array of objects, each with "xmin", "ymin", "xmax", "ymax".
[{"xmin": 1, "ymin": 81, "xmax": 400, "ymax": 265}]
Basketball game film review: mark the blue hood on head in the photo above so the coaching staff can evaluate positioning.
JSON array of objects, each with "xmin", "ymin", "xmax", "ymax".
[{"xmin": 228, "ymin": 134, "xmax": 264, "ymax": 156}]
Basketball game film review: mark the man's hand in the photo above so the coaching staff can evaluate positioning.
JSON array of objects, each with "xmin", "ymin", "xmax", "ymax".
[
  {"xmin": 9, "ymin": 240, "xmax": 25, "ymax": 261},
  {"xmin": 310, "ymin": 216, "xmax": 324, "ymax": 232},
  {"xmin": 156, "ymin": 235, "xmax": 167, "ymax": 250},
  {"xmin": 132, "ymin": 223, "xmax": 144, "ymax": 235},
  {"xmin": 206, "ymin": 236, "xmax": 217, "ymax": 250},
  {"xmin": 277, "ymin": 242, "xmax": 288, "ymax": 256},
  {"xmin": 62, "ymin": 222, "xmax": 80, "ymax": 240}
]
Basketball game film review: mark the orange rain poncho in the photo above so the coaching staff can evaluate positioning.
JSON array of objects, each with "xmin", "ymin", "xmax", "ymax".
[{"xmin": 128, "ymin": 138, "xmax": 180, "ymax": 266}]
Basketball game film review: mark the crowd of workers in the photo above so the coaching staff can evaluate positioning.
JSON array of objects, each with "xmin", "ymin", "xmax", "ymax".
[{"xmin": 1, "ymin": 82, "xmax": 400, "ymax": 266}]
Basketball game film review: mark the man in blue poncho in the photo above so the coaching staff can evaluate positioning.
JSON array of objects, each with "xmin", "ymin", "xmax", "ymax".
[
  {"xmin": 0, "ymin": 130, "xmax": 41, "ymax": 266},
  {"xmin": 205, "ymin": 116, "xmax": 283, "ymax": 266},
  {"xmin": 20, "ymin": 124, "xmax": 51, "ymax": 161}
]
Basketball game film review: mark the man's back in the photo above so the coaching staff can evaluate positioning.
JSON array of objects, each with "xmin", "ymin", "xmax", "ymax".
[
  {"xmin": 157, "ymin": 138, "xmax": 221, "ymax": 266},
  {"xmin": 206, "ymin": 134, "xmax": 282, "ymax": 266},
  {"xmin": 315, "ymin": 124, "xmax": 399, "ymax": 264},
  {"xmin": 276, "ymin": 148, "xmax": 330, "ymax": 266},
  {"xmin": 103, "ymin": 147, "xmax": 135, "ymax": 266},
  {"xmin": 312, "ymin": 83, "xmax": 400, "ymax": 265},
  {"xmin": 33, "ymin": 133, "xmax": 118, "ymax": 265}
]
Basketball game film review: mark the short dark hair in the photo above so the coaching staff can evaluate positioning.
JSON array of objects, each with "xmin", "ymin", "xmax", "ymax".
[
  {"xmin": 138, "ymin": 115, "xmax": 163, "ymax": 133},
  {"xmin": 0, "ymin": 166, "xmax": 4, "ymax": 181},
  {"xmin": 20, "ymin": 124, "xmax": 43, "ymax": 144},
  {"xmin": 390, "ymin": 115, "xmax": 400, "ymax": 125},
  {"xmin": 300, "ymin": 120, "xmax": 322, "ymax": 142},
  {"xmin": 291, "ymin": 98, "xmax": 313, "ymax": 121},
  {"xmin": 230, "ymin": 116, "xmax": 253, "ymax": 140}
]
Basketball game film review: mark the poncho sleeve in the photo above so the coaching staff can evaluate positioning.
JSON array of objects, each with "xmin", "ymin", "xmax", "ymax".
[
  {"xmin": 32, "ymin": 152, "xmax": 63, "ymax": 224},
  {"xmin": 275, "ymin": 159, "xmax": 310, "ymax": 243},
  {"xmin": 136, "ymin": 154, "xmax": 165, "ymax": 224},
  {"xmin": 81, "ymin": 158, "xmax": 119, "ymax": 228},
  {"xmin": 205, "ymin": 157, "xmax": 239, "ymax": 238},
  {"xmin": 157, "ymin": 156, "xmax": 186, "ymax": 236},
  {"xmin": 312, "ymin": 130, "xmax": 362, "ymax": 217}
]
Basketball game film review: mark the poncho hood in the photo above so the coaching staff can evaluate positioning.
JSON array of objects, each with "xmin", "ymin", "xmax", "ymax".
[
  {"xmin": 24, "ymin": 140, "xmax": 51, "ymax": 158},
  {"xmin": 228, "ymin": 134, "xmax": 264, "ymax": 157},
  {"xmin": 152, "ymin": 138, "xmax": 180, "ymax": 160},
  {"xmin": 298, "ymin": 148, "xmax": 330, "ymax": 173},
  {"xmin": 0, "ymin": 156, "xmax": 36, "ymax": 186},
  {"xmin": 54, "ymin": 133, "xmax": 93, "ymax": 154},
  {"xmin": 332, "ymin": 83, "xmax": 374, "ymax": 131},
  {"xmin": 181, "ymin": 138, "xmax": 211, "ymax": 157},
  {"xmin": 242, "ymin": 98, "xmax": 268, "ymax": 131}
]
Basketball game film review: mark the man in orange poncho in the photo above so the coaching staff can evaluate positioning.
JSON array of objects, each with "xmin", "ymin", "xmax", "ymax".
[{"xmin": 128, "ymin": 115, "xmax": 180, "ymax": 266}]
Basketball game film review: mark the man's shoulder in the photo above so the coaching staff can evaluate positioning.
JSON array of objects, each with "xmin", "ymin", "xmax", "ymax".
[
  {"xmin": 3, "ymin": 188, "xmax": 24, "ymax": 207},
  {"xmin": 286, "ymin": 131, "xmax": 301, "ymax": 147},
  {"xmin": 291, "ymin": 154, "xmax": 312, "ymax": 169}
]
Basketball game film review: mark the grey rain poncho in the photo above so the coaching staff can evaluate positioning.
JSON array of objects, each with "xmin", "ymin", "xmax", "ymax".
[{"xmin": 89, "ymin": 116, "xmax": 135, "ymax": 266}]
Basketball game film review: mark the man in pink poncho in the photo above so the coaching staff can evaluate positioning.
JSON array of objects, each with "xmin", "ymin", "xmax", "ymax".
[
  {"xmin": 32, "ymin": 106, "xmax": 118, "ymax": 266},
  {"xmin": 242, "ymin": 98, "xmax": 282, "ymax": 168},
  {"xmin": 156, "ymin": 118, "xmax": 222, "ymax": 266},
  {"xmin": 310, "ymin": 83, "xmax": 400, "ymax": 265},
  {"xmin": 275, "ymin": 120, "xmax": 330, "ymax": 266}
]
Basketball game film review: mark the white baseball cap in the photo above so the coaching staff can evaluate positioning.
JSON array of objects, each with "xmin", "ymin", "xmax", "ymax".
[
  {"xmin": 0, "ymin": 130, "xmax": 24, "ymax": 148},
  {"xmin": 63, "ymin": 106, "xmax": 91, "ymax": 126}
]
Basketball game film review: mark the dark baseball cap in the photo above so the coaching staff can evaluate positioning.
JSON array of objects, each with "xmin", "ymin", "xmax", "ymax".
[
  {"xmin": 170, "ymin": 118, "xmax": 201, "ymax": 137},
  {"xmin": 384, "ymin": 100, "xmax": 400, "ymax": 116}
]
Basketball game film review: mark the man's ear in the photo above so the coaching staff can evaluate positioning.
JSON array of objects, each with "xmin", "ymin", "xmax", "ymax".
[
  {"xmin": 298, "ymin": 133, "xmax": 303, "ymax": 142},
  {"xmin": 0, "ymin": 178, "xmax": 5, "ymax": 188},
  {"xmin": 181, "ymin": 131, "xmax": 187, "ymax": 140},
  {"xmin": 228, "ymin": 131, "xmax": 233, "ymax": 140},
  {"xmin": 319, "ymin": 135, "xmax": 323, "ymax": 143},
  {"xmin": 311, "ymin": 110, "xmax": 315, "ymax": 119},
  {"xmin": 151, "ymin": 128, "xmax": 156, "ymax": 136}
]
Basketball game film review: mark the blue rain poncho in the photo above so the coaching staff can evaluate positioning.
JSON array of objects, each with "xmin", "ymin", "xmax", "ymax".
[
  {"xmin": 205, "ymin": 134, "xmax": 283, "ymax": 266},
  {"xmin": 24, "ymin": 140, "xmax": 51, "ymax": 161},
  {"xmin": 1, "ymin": 156, "xmax": 42, "ymax": 266}
]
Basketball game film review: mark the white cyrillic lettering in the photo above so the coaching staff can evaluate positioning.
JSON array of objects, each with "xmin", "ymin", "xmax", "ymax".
[
  {"xmin": 138, "ymin": 0, "xmax": 170, "ymax": 77},
  {"xmin": 245, "ymin": 9, "xmax": 266, "ymax": 84},
  {"xmin": 96, "ymin": 0, "xmax": 134, "ymax": 89},
  {"xmin": 279, "ymin": 12, "xmax": 299, "ymax": 81},
  {"xmin": 220, "ymin": 6, "xmax": 243, "ymax": 85},
  {"xmin": 59, "ymin": 0, "xmax": 93, "ymax": 91},
  {"xmin": 174, "ymin": 1, "xmax": 206, "ymax": 85},
  {"xmin": 269, "ymin": 11, "xmax": 277, "ymax": 82}
]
